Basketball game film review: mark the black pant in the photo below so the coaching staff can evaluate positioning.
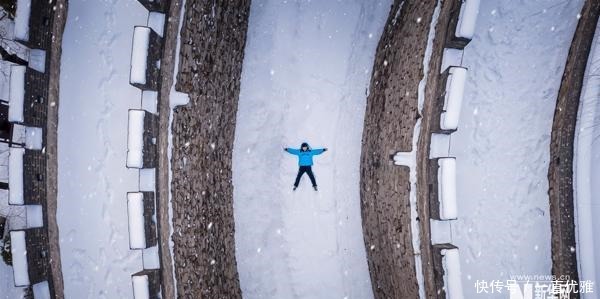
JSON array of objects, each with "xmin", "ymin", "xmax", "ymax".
[{"xmin": 294, "ymin": 166, "xmax": 317, "ymax": 187}]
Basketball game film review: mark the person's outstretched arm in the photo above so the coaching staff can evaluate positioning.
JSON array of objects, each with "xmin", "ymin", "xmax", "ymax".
[
  {"xmin": 284, "ymin": 147, "xmax": 301, "ymax": 155},
  {"xmin": 311, "ymin": 148, "xmax": 328, "ymax": 155}
]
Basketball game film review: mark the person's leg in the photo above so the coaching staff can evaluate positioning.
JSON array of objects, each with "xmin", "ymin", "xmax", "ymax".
[
  {"xmin": 306, "ymin": 167, "xmax": 317, "ymax": 187},
  {"xmin": 294, "ymin": 166, "xmax": 307, "ymax": 187}
]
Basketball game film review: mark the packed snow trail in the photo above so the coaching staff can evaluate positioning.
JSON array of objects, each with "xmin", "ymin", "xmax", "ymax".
[
  {"xmin": 232, "ymin": 1, "xmax": 391, "ymax": 298},
  {"xmin": 57, "ymin": 1, "xmax": 147, "ymax": 298},
  {"xmin": 448, "ymin": 0, "xmax": 583, "ymax": 297}
]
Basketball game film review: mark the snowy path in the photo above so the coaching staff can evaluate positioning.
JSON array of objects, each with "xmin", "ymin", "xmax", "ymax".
[
  {"xmin": 232, "ymin": 1, "xmax": 390, "ymax": 298},
  {"xmin": 448, "ymin": 0, "xmax": 583, "ymax": 297},
  {"xmin": 57, "ymin": 1, "xmax": 148, "ymax": 298}
]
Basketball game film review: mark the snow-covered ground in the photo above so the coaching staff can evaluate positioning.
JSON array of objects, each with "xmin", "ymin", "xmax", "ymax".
[
  {"xmin": 575, "ymin": 18, "xmax": 600, "ymax": 297},
  {"xmin": 447, "ymin": 0, "xmax": 584, "ymax": 297},
  {"xmin": 57, "ymin": 1, "xmax": 149, "ymax": 298},
  {"xmin": 232, "ymin": 1, "xmax": 391, "ymax": 298}
]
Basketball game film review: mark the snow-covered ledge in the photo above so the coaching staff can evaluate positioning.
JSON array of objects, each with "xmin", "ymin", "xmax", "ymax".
[
  {"xmin": 455, "ymin": 0, "xmax": 480, "ymax": 40},
  {"xmin": 132, "ymin": 273, "xmax": 150, "ymax": 298},
  {"xmin": 14, "ymin": 0, "xmax": 32, "ymax": 42},
  {"xmin": 28, "ymin": 49, "xmax": 46, "ymax": 73},
  {"xmin": 9, "ymin": 65, "xmax": 26, "ymax": 123},
  {"xmin": 131, "ymin": 269, "xmax": 161, "ymax": 298},
  {"xmin": 9, "ymin": 147, "xmax": 25, "ymax": 205},
  {"xmin": 127, "ymin": 110, "xmax": 145, "ymax": 168},
  {"xmin": 10, "ymin": 230, "xmax": 30, "ymax": 286},
  {"xmin": 441, "ymin": 67, "xmax": 467, "ymax": 131},
  {"xmin": 437, "ymin": 157, "xmax": 457, "ymax": 220},
  {"xmin": 441, "ymin": 248, "xmax": 464, "ymax": 299},
  {"xmin": 130, "ymin": 26, "xmax": 151, "ymax": 86},
  {"xmin": 127, "ymin": 192, "xmax": 147, "ymax": 249}
]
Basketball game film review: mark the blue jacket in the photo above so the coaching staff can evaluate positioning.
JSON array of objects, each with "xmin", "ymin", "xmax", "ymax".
[{"xmin": 285, "ymin": 146, "xmax": 326, "ymax": 166}]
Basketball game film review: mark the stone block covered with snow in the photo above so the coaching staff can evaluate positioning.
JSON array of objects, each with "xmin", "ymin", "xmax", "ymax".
[
  {"xmin": 127, "ymin": 192, "xmax": 157, "ymax": 249},
  {"xmin": 446, "ymin": 0, "xmax": 480, "ymax": 49},
  {"xmin": 14, "ymin": 0, "xmax": 55, "ymax": 49},
  {"xmin": 442, "ymin": 247, "xmax": 464, "ymax": 299},
  {"xmin": 137, "ymin": 0, "xmax": 169, "ymax": 13},
  {"xmin": 428, "ymin": 157, "xmax": 458, "ymax": 220},
  {"xmin": 127, "ymin": 109, "xmax": 158, "ymax": 169},
  {"xmin": 28, "ymin": 49, "xmax": 46, "ymax": 73},
  {"xmin": 10, "ymin": 230, "xmax": 29, "ymax": 286},
  {"xmin": 432, "ymin": 243, "xmax": 464, "ymax": 299},
  {"xmin": 438, "ymin": 158, "xmax": 457, "ymax": 220},
  {"xmin": 9, "ymin": 147, "xmax": 24, "ymax": 205},
  {"xmin": 14, "ymin": 0, "xmax": 31, "ymax": 43},
  {"xmin": 131, "ymin": 269, "xmax": 162, "ymax": 299},
  {"xmin": 433, "ymin": 66, "xmax": 467, "ymax": 133},
  {"xmin": 25, "ymin": 126, "xmax": 43, "ymax": 150},
  {"xmin": 147, "ymin": 12, "xmax": 166, "ymax": 37},
  {"xmin": 130, "ymin": 26, "xmax": 163, "ymax": 91},
  {"xmin": 9, "ymin": 65, "xmax": 25, "ymax": 123},
  {"xmin": 10, "ymin": 228, "xmax": 49, "ymax": 287}
]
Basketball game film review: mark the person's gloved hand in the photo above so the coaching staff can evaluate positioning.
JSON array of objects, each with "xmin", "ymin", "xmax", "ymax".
[
  {"xmin": 284, "ymin": 147, "xmax": 288, "ymax": 151},
  {"xmin": 323, "ymin": 148, "xmax": 328, "ymax": 152}
]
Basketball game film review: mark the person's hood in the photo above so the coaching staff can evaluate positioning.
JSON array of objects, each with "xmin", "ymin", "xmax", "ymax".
[{"xmin": 300, "ymin": 142, "xmax": 311, "ymax": 151}]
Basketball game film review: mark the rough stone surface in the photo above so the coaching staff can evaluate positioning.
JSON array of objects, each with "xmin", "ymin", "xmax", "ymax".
[
  {"xmin": 23, "ymin": 149, "xmax": 46, "ymax": 205},
  {"xmin": 41, "ymin": 0, "xmax": 68, "ymax": 297},
  {"xmin": 169, "ymin": 0, "xmax": 250, "ymax": 298},
  {"xmin": 18, "ymin": 0, "xmax": 54, "ymax": 50},
  {"xmin": 416, "ymin": 0, "xmax": 458, "ymax": 297},
  {"xmin": 23, "ymin": 68, "xmax": 48, "ymax": 128},
  {"xmin": 155, "ymin": 0, "xmax": 181, "ymax": 297},
  {"xmin": 548, "ymin": 0, "xmax": 600, "ymax": 292},
  {"xmin": 23, "ymin": 227, "xmax": 48, "ymax": 285},
  {"xmin": 359, "ymin": 1, "xmax": 437, "ymax": 298},
  {"xmin": 142, "ymin": 110, "xmax": 159, "ymax": 168}
]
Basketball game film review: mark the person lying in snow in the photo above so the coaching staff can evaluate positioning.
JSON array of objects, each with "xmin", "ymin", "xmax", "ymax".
[{"xmin": 284, "ymin": 142, "xmax": 328, "ymax": 191}]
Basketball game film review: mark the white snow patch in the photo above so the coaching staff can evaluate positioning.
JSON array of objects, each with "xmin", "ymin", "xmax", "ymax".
[
  {"xmin": 14, "ymin": 0, "xmax": 31, "ymax": 42},
  {"xmin": 440, "ymin": 48, "xmax": 464, "ymax": 72},
  {"xmin": 25, "ymin": 205, "xmax": 43, "ymax": 228},
  {"xmin": 442, "ymin": 248, "xmax": 464, "ymax": 299},
  {"xmin": 142, "ymin": 91, "xmax": 158, "ymax": 114},
  {"xmin": 10, "ymin": 230, "xmax": 29, "ymax": 286},
  {"xmin": 142, "ymin": 245, "xmax": 160, "ymax": 270},
  {"xmin": 8, "ymin": 147, "xmax": 24, "ymax": 205},
  {"xmin": 430, "ymin": 133, "xmax": 451, "ymax": 158},
  {"xmin": 430, "ymin": 219, "xmax": 453, "ymax": 245},
  {"xmin": 438, "ymin": 157, "xmax": 457, "ymax": 220},
  {"xmin": 139, "ymin": 168, "xmax": 155, "ymax": 192},
  {"xmin": 130, "ymin": 27, "xmax": 151, "ymax": 85},
  {"xmin": 441, "ymin": 67, "xmax": 467, "ymax": 130},
  {"xmin": 127, "ymin": 110, "xmax": 145, "ymax": 168},
  {"xmin": 32, "ymin": 281, "xmax": 51, "ymax": 299},
  {"xmin": 455, "ymin": 0, "xmax": 480, "ymax": 40},
  {"xmin": 9, "ymin": 65, "xmax": 25, "ymax": 123},
  {"xmin": 574, "ymin": 17, "xmax": 600, "ymax": 293},
  {"xmin": 24, "ymin": 126, "xmax": 43, "ymax": 150},
  {"xmin": 147, "ymin": 12, "xmax": 165, "ymax": 37},
  {"xmin": 127, "ymin": 192, "xmax": 146, "ymax": 249},
  {"xmin": 132, "ymin": 274, "xmax": 150, "ymax": 299},
  {"xmin": 28, "ymin": 49, "xmax": 46, "ymax": 73}
]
